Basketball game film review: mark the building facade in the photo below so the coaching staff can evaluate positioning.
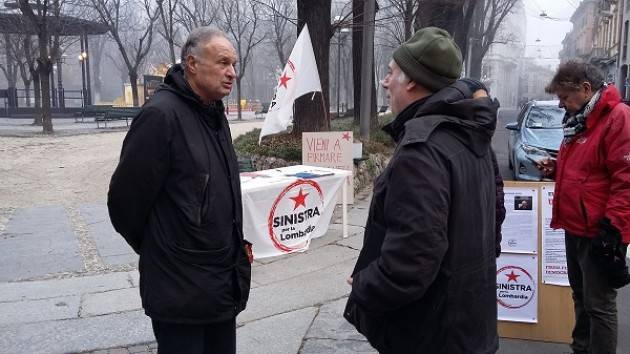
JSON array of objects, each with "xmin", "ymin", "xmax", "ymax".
[{"xmin": 481, "ymin": 0, "xmax": 526, "ymax": 108}]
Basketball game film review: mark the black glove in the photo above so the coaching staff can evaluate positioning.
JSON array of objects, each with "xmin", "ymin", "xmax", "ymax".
[
  {"xmin": 458, "ymin": 78, "xmax": 488, "ymax": 95},
  {"xmin": 590, "ymin": 218, "xmax": 630, "ymax": 289}
]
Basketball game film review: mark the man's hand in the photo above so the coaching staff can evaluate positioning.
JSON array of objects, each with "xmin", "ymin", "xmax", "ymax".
[
  {"xmin": 245, "ymin": 243, "xmax": 254, "ymax": 264},
  {"xmin": 346, "ymin": 276, "xmax": 353, "ymax": 285},
  {"xmin": 535, "ymin": 157, "xmax": 556, "ymax": 177}
]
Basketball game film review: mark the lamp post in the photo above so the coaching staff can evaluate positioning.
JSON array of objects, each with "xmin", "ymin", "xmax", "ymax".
[
  {"xmin": 79, "ymin": 52, "xmax": 87, "ymax": 107},
  {"xmin": 333, "ymin": 16, "xmax": 351, "ymax": 118}
]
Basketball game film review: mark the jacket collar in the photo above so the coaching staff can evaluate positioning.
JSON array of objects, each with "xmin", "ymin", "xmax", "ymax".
[{"xmin": 586, "ymin": 84, "xmax": 621, "ymax": 130}]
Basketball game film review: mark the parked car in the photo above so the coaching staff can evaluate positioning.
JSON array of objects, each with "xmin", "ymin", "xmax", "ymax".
[{"xmin": 506, "ymin": 100, "xmax": 565, "ymax": 181}]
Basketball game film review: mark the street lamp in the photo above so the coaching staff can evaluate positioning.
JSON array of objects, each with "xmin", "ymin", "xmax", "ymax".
[
  {"xmin": 79, "ymin": 53, "xmax": 87, "ymax": 107},
  {"xmin": 333, "ymin": 15, "xmax": 351, "ymax": 118}
]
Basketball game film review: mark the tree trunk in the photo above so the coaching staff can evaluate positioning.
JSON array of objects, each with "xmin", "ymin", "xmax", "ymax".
[
  {"xmin": 169, "ymin": 39, "xmax": 176, "ymax": 65},
  {"xmin": 293, "ymin": 0, "xmax": 331, "ymax": 136},
  {"xmin": 414, "ymin": 0, "xmax": 477, "ymax": 63},
  {"xmin": 37, "ymin": 35, "xmax": 52, "ymax": 133},
  {"xmin": 236, "ymin": 77, "xmax": 243, "ymax": 121},
  {"xmin": 24, "ymin": 82, "xmax": 31, "ymax": 107},
  {"xmin": 352, "ymin": 0, "xmax": 378, "ymax": 126},
  {"xmin": 469, "ymin": 50, "xmax": 483, "ymax": 80},
  {"xmin": 129, "ymin": 71, "xmax": 139, "ymax": 107},
  {"xmin": 32, "ymin": 71, "xmax": 41, "ymax": 108}
]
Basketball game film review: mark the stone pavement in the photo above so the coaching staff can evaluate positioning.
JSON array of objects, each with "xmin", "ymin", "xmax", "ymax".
[
  {"xmin": 1, "ymin": 189, "xmax": 629, "ymax": 353},
  {"xmin": 0, "ymin": 111, "xmax": 262, "ymax": 137}
]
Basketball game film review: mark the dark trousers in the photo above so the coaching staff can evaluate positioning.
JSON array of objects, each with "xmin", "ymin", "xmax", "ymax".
[
  {"xmin": 565, "ymin": 233, "xmax": 618, "ymax": 354},
  {"xmin": 151, "ymin": 318, "xmax": 236, "ymax": 354}
]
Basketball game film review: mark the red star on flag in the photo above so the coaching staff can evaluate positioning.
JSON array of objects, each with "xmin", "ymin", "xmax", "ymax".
[
  {"xmin": 289, "ymin": 188, "xmax": 309, "ymax": 210},
  {"xmin": 279, "ymin": 72, "xmax": 292, "ymax": 89},
  {"xmin": 342, "ymin": 132, "xmax": 351, "ymax": 141},
  {"xmin": 505, "ymin": 270, "xmax": 520, "ymax": 282}
]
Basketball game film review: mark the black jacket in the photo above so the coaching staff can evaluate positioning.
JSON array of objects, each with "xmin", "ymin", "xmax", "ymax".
[
  {"xmin": 344, "ymin": 82, "xmax": 500, "ymax": 353},
  {"xmin": 108, "ymin": 64, "xmax": 251, "ymax": 324}
]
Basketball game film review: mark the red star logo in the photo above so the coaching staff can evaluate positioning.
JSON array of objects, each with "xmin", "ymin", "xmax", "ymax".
[
  {"xmin": 289, "ymin": 188, "xmax": 309, "ymax": 210},
  {"xmin": 506, "ymin": 270, "xmax": 520, "ymax": 282},
  {"xmin": 342, "ymin": 132, "xmax": 351, "ymax": 141},
  {"xmin": 278, "ymin": 72, "xmax": 292, "ymax": 89}
]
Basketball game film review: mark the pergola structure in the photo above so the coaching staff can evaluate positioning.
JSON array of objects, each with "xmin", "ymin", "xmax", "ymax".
[{"xmin": 0, "ymin": 4, "xmax": 108, "ymax": 109}]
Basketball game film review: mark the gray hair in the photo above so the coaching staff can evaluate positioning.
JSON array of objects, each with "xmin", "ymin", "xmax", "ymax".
[{"xmin": 180, "ymin": 27, "xmax": 228, "ymax": 66}]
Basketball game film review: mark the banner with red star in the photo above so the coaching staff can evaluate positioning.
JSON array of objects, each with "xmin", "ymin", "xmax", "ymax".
[{"xmin": 259, "ymin": 24, "xmax": 322, "ymax": 143}]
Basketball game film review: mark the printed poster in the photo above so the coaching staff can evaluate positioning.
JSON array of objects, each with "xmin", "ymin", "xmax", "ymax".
[
  {"xmin": 497, "ymin": 253, "xmax": 539, "ymax": 323},
  {"xmin": 501, "ymin": 187, "xmax": 538, "ymax": 254},
  {"xmin": 541, "ymin": 184, "xmax": 570, "ymax": 286}
]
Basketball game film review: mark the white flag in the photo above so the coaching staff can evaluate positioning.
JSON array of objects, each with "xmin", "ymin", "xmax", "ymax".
[{"xmin": 259, "ymin": 25, "xmax": 322, "ymax": 143}]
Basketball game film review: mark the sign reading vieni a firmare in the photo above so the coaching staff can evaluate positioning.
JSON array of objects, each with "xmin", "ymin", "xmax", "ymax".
[{"xmin": 302, "ymin": 131, "xmax": 354, "ymax": 203}]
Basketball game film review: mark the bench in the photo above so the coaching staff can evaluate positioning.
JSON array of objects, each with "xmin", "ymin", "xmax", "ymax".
[
  {"xmin": 254, "ymin": 103, "xmax": 270, "ymax": 118},
  {"xmin": 74, "ymin": 105, "xmax": 112, "ymax": 122},
  {"xmin": 96, "ymin": 107, "xmax": 142, "ymax": 128},
  {"xmin": 237, "ymin": 156, "xmax": 255, "ymax": 172}
]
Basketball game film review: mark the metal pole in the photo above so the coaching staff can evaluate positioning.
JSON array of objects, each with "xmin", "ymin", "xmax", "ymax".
[
  {"xmin": 336, "ymin": 29, "xmax": 342, "ymax": 118},
  {"xmin": 84, "ymin": 34, "xmax": 92, "ymax": 105},
  {"xmin": 80, "ymin": 36, "xmax": 87, "ymax": 107},
  {"xmin": 359, "ymin": 0, "xmax": 375, "ymax": 141},
  {"xmin": 57, "ymin": 59, "xmax": 64, "ymax": 108}
]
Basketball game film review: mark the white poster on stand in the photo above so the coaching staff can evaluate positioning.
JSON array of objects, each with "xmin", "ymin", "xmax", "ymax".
[
  {"xmin": 497, "ymin": 253, "xmax": 539, "ymax": 323},
  {"xmin": 541, "ymin": 184, "xmax": 570, "ymax": 286},
  {"xmin": 501, "ymin": 187, "xmax": 538, "ymax": 254}
]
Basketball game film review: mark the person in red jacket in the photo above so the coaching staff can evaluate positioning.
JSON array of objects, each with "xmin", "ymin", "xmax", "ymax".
[{"xmin": 540, "ymin": 61, "xmax": 630, "ymax": 354}]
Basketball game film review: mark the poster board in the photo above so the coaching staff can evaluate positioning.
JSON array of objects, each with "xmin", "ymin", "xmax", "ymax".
[
  {"xmin": 498, "ymin": 181, "xmax": 574, "ymax": 343},
  {"xmin": 302, "ymin": 132, "xmax": 354, "ymax": 203}
]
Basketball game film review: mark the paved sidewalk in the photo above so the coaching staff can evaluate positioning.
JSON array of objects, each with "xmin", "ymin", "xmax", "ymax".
[
  {"xmin": 1, "ymin": 189, "xmax": 629, "ymax": 353},
  {"xmin": 0, "ymin": 111, "xmax": 262, "ymax": 137}
]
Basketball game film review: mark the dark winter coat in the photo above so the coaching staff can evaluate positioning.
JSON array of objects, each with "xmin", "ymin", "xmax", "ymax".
[
  {"xmin": 344, "ymin": 81, "xmax": 500, "ymax": 354},
  {"xmin": 108, "ymin": 64, "xmax": 251, "ymax": 324}
]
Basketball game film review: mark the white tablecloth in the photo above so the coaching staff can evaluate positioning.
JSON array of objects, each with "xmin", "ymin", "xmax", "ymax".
[{"xmin": 240, "ymin": 165, "xmax": 351, "ymax": 258}]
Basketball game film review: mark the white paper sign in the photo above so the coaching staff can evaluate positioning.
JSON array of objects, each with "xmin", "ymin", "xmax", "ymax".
[
  {"xmin": 497, "ymin": 253, "xmax": 539, "ymax": 323},
  {"xmin": 501, "ymin": 187, "xmax": 538, "ymax": 254},
  {"xmin": 240, "ymin": 165, "xmax": 350, "ymax": 258},
  {"xmin": 541, "ymin": 184, "xmax": 570, "ymax": 286},
  {"xmin": 302, "ymin": 131, "xmax": 354, "ymax": 204}
]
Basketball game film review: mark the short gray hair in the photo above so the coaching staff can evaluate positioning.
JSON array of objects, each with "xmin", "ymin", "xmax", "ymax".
[{"xmin": 181, "ymin": 27, "xmax": 228, "ymax": 66}]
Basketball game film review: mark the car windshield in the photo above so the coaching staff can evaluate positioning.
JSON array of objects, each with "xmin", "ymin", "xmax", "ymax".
[{"xmin": 525, "ymin": 106, "xmax": 565, "ymax": 129}]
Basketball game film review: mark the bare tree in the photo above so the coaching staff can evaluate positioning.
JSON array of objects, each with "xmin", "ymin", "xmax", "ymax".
[
  {"xmin": 175, "ymin": 0, "xmax": 219, "ymax": 34},
  {"xmin": 414, "ymin": 0, "xmax": 477, "ymax": 63},
  {"xmin": 91, "ymin": 0, "xmax": 159, "ymax": 106},
  {"xmin": 467, "ymin": 0, "xmax": 519, "ymax": 79},
  {"xmin": 378, "ymin": 0, "xmax": 417, "ymax": 46},
  {"xmin": 219, "ymin": 0, "xmax": 265, "ymax": 120},
  {"xmin": 0, "ymin": 34, "xmax": 22, "ymax": 105},
  {"xmin": 17, "ymin": 0, "xmax": 65, "ymax": 133},
  {"xmin": 156, "ymin": 0, "xmax": 180, "ymax": 65},
  {"xmin": 257, "ymin": 0, "xmax": 296, "ymax": 67},
  {"xmin": 292, "ymin": 0, "xmax": 332, "ymax": 135}
]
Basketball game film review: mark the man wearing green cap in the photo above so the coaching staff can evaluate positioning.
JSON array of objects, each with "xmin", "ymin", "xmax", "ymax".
[{"xmin": 344, "ymin": 27, "xmax": 500, "ymax": 353}]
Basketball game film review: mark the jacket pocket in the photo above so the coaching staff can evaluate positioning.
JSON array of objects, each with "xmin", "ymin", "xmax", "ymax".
[
  {"xmin": 344, "ymin": 297, "xmax": 389, "ymax": 351},
  {"xmin": 197, "ymin": 173, "xmax": 211, "ymax": 225},
  {"xmin": 173, "ymin": 243, "xmax": 232, "ymax": 265}
]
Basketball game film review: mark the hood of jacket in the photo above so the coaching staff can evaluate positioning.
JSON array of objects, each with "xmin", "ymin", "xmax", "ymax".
[
  {"xmin": 384, "ymin": 81, "xmax": 499, "ymax": 157},
  {"xmin": 158, "ymin": 64, "xmax": 226, "ymax": 129}
]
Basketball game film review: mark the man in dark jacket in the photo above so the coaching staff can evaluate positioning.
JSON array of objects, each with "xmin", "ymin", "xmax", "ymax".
[
  {"xmin": 344, "ymin": 27, "xmax": 499, "ymax": 353},
  {"xmin": 108, "ymin": 28, "xmax": 251, "ymax": 354}
]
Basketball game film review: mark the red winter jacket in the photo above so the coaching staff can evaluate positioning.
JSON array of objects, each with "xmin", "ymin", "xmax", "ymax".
[{"xmin": 550, "ymin": 85, "xmax": 630, "ymax": 243}]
